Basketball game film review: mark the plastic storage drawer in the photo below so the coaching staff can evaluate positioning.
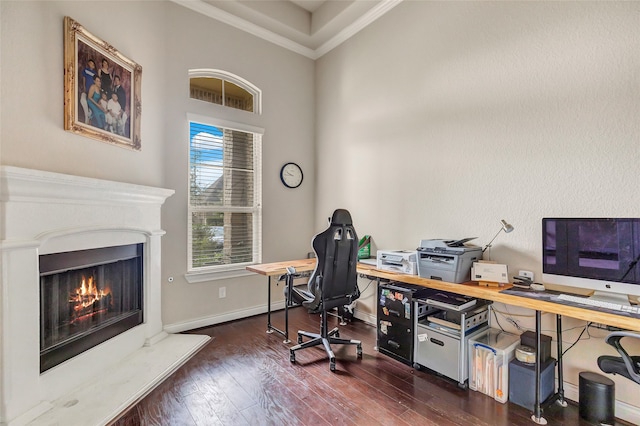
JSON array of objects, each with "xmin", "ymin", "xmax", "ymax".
[{"xmin": 468, "ymin": 329, "xmax": 520, "ymax": 403}]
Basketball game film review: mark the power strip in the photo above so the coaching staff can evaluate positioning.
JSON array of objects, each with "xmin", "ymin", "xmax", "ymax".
[{"xmin": 590, "ymin": 322, "xmax": 625, "ymax": 331}]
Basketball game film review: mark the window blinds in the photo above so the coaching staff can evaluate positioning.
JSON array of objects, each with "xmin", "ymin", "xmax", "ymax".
[{"xmin": 189, "ymin": 121, "xmax": 256, "ymax": 268}]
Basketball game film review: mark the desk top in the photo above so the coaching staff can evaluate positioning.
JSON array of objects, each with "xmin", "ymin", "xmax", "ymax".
[
  {"xmin": 247, "ymin": 259, "xmax": 640, "ymax": 332},
  {"xmin": 246, "ymin": 258, "xmax": 317, "ymax": 276}
]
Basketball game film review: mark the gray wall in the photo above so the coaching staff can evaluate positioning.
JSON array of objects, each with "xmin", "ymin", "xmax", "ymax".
[
  {"xmin": 160, "ymin": 3, "xmax": 316, "ymax": 327},
  {"xmin": 0, "ymin": 1, "xmax": 316, "ymax": 328},
  {"xmin": 315, "ymin": 0, "xmax": 640, "ymax": 414},
  {"xmin": 0, "ymin": 1, "xmax": 166, "ymax": 186},
  {"xmin": 2, "ymin": 0, "xmax": 640, "ymax": 419}
]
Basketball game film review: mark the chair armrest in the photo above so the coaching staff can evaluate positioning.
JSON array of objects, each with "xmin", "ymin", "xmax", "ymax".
[
  {"xmin": 605, "ymin": 331, "xmax": 640, "ymax": 342},
  {"xmin": 605, "ymin": 331, "xmax": 640, "ymax": 384},
  {"xmin": 303, "ymin": 275, "xmax": 323, "ymax": 311}
]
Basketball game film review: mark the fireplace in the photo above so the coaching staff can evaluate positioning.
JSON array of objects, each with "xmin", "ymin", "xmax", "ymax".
[
  {"xmin": 1, "ymin": 166, "xmax": 210, "ymax": 426},
  {"xmin": 39, "ymin": 243, "xmax": 144, "ymax": 372}
]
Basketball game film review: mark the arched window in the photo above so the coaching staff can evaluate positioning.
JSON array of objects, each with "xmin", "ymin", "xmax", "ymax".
[
  {"xmin": 189, "ymin": 69, "xmax": 261, "ymax": 114},
  {"xmin": 186, "ymin": 70, "xmax": 263, "ymax": 282}
]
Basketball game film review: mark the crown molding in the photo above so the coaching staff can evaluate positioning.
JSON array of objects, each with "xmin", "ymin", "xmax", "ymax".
[
  {"xmin": 172, "ymin": 0, "xmax": 316, "ymax": 58},
  {"xmin": 171, "ymin": 0, "xmax": 402, "ymax": 60},
  {"xmin": 314, "ymin": 0, "xmax": 402, "ymax": 59}
]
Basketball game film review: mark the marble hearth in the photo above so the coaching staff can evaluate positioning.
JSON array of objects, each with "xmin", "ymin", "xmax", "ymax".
[{"xmin": 0, "ymin": 166, "xmax": 210, "ymax": 425}]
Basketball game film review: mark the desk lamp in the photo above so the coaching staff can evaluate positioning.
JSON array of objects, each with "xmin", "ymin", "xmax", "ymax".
[{"xmin": 482, "ymin": 219, "xmax": 514, "ymax": 253}]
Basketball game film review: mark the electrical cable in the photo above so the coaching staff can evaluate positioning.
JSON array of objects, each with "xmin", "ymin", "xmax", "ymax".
[
  {"xmin": 562, "ymin": 322, "xmax": 591, "ymax": 357},
  {"xmin": 356, "ymin": 278, "xmax": 375, "ymax": 299},
  {"xmin": 491, "ymin": 307, "xmax": 506, "ymax": 331},
  {"xmin": 492, "ymin": 304, "xmax": 594, "ymax": 339},
  {"xmin": 491, "ymin": 304, "xmax": 536, "ymax": 318}
]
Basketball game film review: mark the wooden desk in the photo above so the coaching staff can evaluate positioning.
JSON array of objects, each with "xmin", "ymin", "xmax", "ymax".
[
  {"xmin": 246, "ymin": 258, "xmax": 317, "ymax": 277},
  {"xmin": 248, "ymin": 260, "xmax": 640, "ymax": 332},
  {"xmin": 247, "ymin": 258, "xmax": 317, "ymax": 343},
  {"xmin": 248, "ymin": 259, "xmax": 640, "ymax": 424},
  {"xmin": 355, "ymin": 263, "xmax": 640, "ymax": 332}
]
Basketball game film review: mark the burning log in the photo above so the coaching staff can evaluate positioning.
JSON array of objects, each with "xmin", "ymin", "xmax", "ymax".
[{"xmin": 69, "ymin": 275, "xmax": 112, "ymax": 323}]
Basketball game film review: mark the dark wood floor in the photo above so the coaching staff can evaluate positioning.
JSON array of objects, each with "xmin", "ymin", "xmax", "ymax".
[{"xmin": 112, "ymin": 308, "xmax": 631, "ymax": 426}]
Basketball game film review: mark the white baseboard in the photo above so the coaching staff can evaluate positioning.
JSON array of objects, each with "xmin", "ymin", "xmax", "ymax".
[
  {"xmin": 163, "ymin": 301, "xmax": 285, "ymax": 333},
  {"xmin": 165, "ymin": 303, "xmax": 378, "ymax": 334},
  {"xmin": 354, "ymin": 309, "xmax": 376, "ymax": 326}
]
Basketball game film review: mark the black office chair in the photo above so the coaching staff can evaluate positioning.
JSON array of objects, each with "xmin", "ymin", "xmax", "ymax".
[
  {"xmin": 288, "ymin": 209, "xmax": 363, "ymax": 371},
  {"xmin": 597, "ymin": 331, "xmax": 640, "ymax": 384}
]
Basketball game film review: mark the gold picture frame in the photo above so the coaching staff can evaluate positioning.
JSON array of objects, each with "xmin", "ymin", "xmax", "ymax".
[{"xmin": 63, "ymin": 16, "xmax": 141, "ymax": 150}]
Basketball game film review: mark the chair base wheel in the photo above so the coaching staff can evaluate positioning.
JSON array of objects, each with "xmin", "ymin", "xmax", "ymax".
[
  {"xmin": 357, "ymin": 344, "xmax": 363, "ymax": 358},
  {"xmin": 330, "ymin": 362, "xmax": 336, "ymax": 371},
  {"xmin": 290, "ymin": 351, "xmax": 295, "ymax": 363}
]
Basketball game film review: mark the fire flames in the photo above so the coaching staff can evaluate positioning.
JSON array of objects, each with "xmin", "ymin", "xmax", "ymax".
[{"xmin": 70, "ymin": 276, "xmax": 111, "ymax": 321}]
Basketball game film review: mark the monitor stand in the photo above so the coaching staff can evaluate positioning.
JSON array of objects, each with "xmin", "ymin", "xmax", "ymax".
[{"xmin": 590, "ymin": 290, "xmax": 631, "ymax": 306}]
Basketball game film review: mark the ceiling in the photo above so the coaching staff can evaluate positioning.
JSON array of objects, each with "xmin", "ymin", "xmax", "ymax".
[
  {"xmin": 289, "ymin": 0, "xmax": 326, "ymax": 13},
  {"xmin": 172, "ymin": 0, "xmax": 402, "ymax": 59}
]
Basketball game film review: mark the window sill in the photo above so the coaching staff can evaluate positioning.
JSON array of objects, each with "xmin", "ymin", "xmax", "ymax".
[{"xmin": 185, "ymin": 268, "xmax": 254, "ymax": 283}]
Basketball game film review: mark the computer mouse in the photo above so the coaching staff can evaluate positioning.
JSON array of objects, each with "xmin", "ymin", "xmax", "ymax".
[{"xmin": 530, "ymin": 283, "xmax": 545, "ymax": 291}]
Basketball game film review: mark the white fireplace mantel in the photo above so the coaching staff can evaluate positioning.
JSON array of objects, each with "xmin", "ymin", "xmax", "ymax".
[{"xmin": 0, "ymin": 166, "xmax": 210, "ymax": 426}]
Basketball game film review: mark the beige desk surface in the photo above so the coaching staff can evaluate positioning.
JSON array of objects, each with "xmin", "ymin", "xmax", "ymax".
[{"xmin": 247, "ymin": 259, "xmax": 640, "ymax": 332}]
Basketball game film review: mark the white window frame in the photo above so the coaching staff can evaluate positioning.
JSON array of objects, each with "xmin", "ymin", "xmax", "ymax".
[
  {"xmin": 189, "ymin": 69, "xmax": 262, "ymax": 114},
  {"xmin": 185, "ymin": 113, "xmax": 263, "ymax": 283}
]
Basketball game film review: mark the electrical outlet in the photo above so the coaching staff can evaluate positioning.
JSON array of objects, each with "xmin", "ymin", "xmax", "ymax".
[
  {"xmin": 219, "ymin": 286, "xmax": 226, "ymax": 298},
  {"xmin": 519, "ymin": 270, "xmax": 534, "ymax": 281}
]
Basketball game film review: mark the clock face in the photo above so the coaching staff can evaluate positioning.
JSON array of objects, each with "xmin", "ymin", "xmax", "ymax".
[{"xmin": 280, "ymin": 162, "xmax": 303, "ymax": 188}]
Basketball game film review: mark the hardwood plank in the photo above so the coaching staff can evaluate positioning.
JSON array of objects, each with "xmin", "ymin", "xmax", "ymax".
[
  {"xmin": 113, "ymin": 309, "xmax": 634, "ymax": 426},
  {"xmin": 132, "ymin": 378, "xmax": 196, "ymax": 426}
]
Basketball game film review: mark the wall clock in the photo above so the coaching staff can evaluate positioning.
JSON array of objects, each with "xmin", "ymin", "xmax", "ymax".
[{"xmin": 280, "ymin": 162, "xmax": 303, "ymax": 188}]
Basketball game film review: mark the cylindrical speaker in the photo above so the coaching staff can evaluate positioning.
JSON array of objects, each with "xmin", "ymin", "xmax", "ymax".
[{"xmin": 579, "ymin": 371, "xmax": 615, "ymax": 425}]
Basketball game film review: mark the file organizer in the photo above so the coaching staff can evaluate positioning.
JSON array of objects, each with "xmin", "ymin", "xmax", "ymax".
[{"xmin": 468, "ymin": 329, "xmax": 520, "ymax": 403}]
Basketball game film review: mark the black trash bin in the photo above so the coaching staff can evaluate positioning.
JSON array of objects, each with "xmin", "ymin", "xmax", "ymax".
[{"xmin": 579, "ymin": 371, "xmax": 615, "ymax": 425}]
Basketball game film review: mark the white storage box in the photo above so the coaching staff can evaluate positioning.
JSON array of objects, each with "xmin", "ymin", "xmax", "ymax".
[{"xmin": 468, "ymin": 329, "xmax": 520, "ymax": 403}]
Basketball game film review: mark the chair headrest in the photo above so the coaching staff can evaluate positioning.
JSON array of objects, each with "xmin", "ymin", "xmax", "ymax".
[{"xmin": 330, "ymin": 209, "xmax": 352, "ymax": 226}]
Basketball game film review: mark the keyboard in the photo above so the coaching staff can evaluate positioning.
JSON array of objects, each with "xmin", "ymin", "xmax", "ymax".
[{"xmin": 556, "ymin": 293, "xmax": 640, "ymax": 315}]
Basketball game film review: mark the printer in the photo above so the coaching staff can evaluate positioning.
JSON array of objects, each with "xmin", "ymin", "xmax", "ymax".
[
  {"xmin": 416, "ymin": 238, "xmax": 482, "ymax": 283},
  {"xmin": 376, "ymin": 250, "xmax": 418, "ymax": 275}
]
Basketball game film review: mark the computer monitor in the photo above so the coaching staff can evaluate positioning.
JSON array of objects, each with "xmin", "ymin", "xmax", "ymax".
[{"xmin": 542, "ymin": 218, "xmax": 640, "ymax": 305}]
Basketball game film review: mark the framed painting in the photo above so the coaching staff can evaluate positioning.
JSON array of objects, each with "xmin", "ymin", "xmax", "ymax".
[{"xmin": 63, "ymin": 16, "xmax": 141, "ymax": 150}]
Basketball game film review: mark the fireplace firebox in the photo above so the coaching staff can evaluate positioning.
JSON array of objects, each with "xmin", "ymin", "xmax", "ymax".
[{"xmin": 39, "ymin": 243, "xmax": 144, "ymax": 372}]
